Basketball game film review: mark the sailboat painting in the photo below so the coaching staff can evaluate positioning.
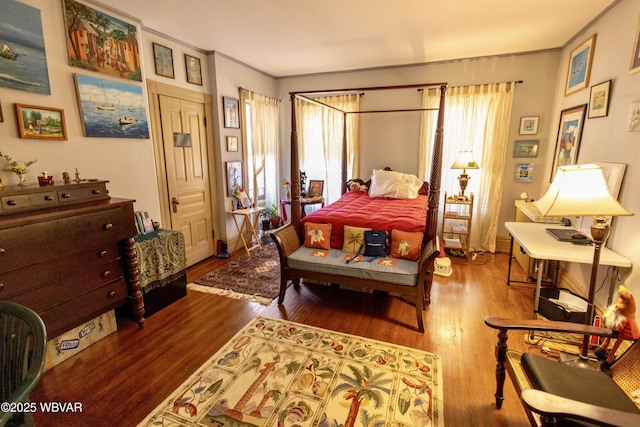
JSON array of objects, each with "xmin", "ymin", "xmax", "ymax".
[{"xmin": 74, "ymin": 73, "xmax": 149, "ymax": 139}]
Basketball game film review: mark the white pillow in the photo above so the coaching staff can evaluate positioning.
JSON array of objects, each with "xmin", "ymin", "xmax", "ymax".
[{"xmin": 369, "ymin": 169, "xmax": 422, "ymax": 199}]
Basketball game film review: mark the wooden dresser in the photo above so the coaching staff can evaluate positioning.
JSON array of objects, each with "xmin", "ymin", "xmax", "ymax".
[{"xmin": 0, "ymin": 180, "xmax": 144, "ymax": 338}]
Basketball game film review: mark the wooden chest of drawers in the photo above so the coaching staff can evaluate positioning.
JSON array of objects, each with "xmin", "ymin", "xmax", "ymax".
[{"xmin": 0, "ymin": 180, "xmax": 144, "ymax": 338}]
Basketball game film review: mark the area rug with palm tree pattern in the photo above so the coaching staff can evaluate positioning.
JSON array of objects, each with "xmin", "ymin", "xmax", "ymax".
[{"xmin": 137, "ymin": 316, "xmax": 443, "ymax": 427}]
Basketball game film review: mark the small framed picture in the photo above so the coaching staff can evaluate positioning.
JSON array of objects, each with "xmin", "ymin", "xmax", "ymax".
[
  {"xmin": 588, "ymin": 80, "xmax": 611, "ymax": 118},
  {"xmin": 185, "ymin": 54, "xmax": 202, "ymax": 85},
  {"xmin": 0, "ymin": 101, "xmax": 3, "ymax": 122},
  {"xmin": 14, "ymin": 103, "xmax": 67, "ymax": 140},
  {"xmin": 223, "ymin": 96, "xmax": 240, "ymax": 128},
  {"xmin": 630, "ymin": 13, "xmax": 640, "ymax": 74},
  {"xmin": 515, "ymin": 163, "xmax": 534, "ymax": 182},
  {"xmin": 153, "ymin": 43, "xmax": 174, "ymax": 79},
  {"xmin": 564, "ymin": 34, "xmax": 597, "ymax": 96},
  {"xmin": 307, "ymin": 180, "xmax": 324, "ymax": 197},
  {"xmin": 227, "ymin": 136, "xmax": 238, "ymax": 152},
  {"xmin": 519, "ymin": 116, "xmax": 539, "ymax": 135},
  {"xmin": 514, "ymin": 140, "xmax": 539, "ymax": 157},
  {"xmin": 226, "ymin": 161, "xmax": 243, "ymax": 196}
]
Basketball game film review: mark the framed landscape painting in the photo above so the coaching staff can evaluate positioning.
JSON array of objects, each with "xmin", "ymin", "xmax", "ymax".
[
  {"xmin": 550, "ymin": 104, "xmax": 587, "ymax": 181},
  {"xmin": 153, "ymin": 43, "xmax": 174, "ymax": 78},
  {"xmin": 74, "ymin": 74, "xmax": 149, "ymax": 138},
  {"xmin": 14, "ymin": 104, "xmax": 67, "ymax": 140},
  {"xmin": 564, "ymin": 35, "xmax": 596, "ymax": 96}
]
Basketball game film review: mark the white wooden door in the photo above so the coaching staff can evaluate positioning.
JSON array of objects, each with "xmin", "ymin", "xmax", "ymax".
[{"xmin": 159, "ymin": 95, "xmax": 214, "ymax": 266}]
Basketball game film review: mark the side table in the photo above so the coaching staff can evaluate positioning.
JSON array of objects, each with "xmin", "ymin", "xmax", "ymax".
[
  {"xmin": 280, "ymin": 197, "xmax": 325, "ymax": 221},
  {"xmin": 227, "ymin": 207, "xmax": 264, "ymax": 256}
]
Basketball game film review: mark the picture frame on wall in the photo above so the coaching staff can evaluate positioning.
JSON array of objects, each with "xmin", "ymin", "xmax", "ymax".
[
  {"xmin": 630, "ymin": 13, "xmax": 640, "ymax": 74},
  {"xmin": 226, "ymin": 161, "xmax": 243, "ymax": 196},
  {"xmin": 564, "ymin": 34, "xmax": 596, "ymax": 96},
  {"xmin": 226, "ymin": 136, "xmax": 238, "ymax": 152},
  {"xmin": 551, "ymin": 104, "xmax": 587, "ymax": 182},
  {"xmin": 185, "ymin": 54, "xmax": 202, "ymax": 85},
  {"xmin": 0, "ymin": 101, "xmax": 3, "ymax": 122},
  {"xmin": 515, "ymin": 163, "xmax": 534, "ymax": 182},
  {"xmin": 514, "ymin": 140, "xmax": 539, "ymax": 157},
  {"xmin": 152, "ymin": 43, "xmax": 174, "ymax": 79},
  {"xmin": 14, "ymin": 103, "xmax": 67, "ymax": 140},
  {"xmin": 519, "ymin": 116, "xmax": 539, "ymax": 135},
  {"xmin": 588, "ymin": 80, "xmax": 611, "ymax": 118},
  {"xmin": 223, "ymin": 97, "xmax": 240, "ymax": 128}
]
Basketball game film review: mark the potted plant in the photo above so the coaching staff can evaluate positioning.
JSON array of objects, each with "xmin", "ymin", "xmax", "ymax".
[{"xmin": 260, "ymin": 204, "xmax": 281, "ymax": 229}]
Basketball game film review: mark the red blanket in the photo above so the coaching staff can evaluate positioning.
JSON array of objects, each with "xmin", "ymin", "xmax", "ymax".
[{"xmin": 300, "ymin": 190, "xmax": 428, "ymax": 249}]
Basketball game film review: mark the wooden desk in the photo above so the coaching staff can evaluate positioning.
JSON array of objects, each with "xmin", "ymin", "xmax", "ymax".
[
  {"xmin": 227, "ymin": 207, "xmax": 264, "ymax": 256},
  {"xmin": 280, "ymin": 197, "xmax": 325, "ymax": 221},
  {"xmin": 505, "ymin": 222, "xmax": 631, "ymax": 315}
]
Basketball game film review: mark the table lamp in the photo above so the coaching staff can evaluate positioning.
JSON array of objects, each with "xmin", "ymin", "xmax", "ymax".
[
  {"xmin": 533, "ymin": 164, "xmax": 633, "ymax": 367},
  {"xmin": 451, "ymin": 150, "xmax": 479, "ymax": 198}
]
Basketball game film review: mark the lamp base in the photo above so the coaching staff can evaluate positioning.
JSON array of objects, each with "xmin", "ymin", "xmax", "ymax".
[{"xmin": 559, "ymin": 353, "xmax": 601, "ymax": 371}]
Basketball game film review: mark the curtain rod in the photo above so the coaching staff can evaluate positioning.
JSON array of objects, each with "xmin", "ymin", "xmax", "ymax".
[
  {"xmin": 417, "ymin": 80, "xmax": 523, "ymax": 91},
  {"xmin": 238, "ymin": 87, "xmax": 281, "ymax": 101}
]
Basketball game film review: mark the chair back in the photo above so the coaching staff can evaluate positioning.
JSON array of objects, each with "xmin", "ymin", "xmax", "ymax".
[
  {"xmin": 1, "ymin": 301, "xmax": 47, "ymax": 426},
  {"xmin": 611, "ymin": 339, "xmax": 640, "ymax": 400}
]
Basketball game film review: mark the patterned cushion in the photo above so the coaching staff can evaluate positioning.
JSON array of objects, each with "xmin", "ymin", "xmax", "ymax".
[
  {"xmin": 303, "ymin": 222, "xmax": 332, "ymax": 250},
  {"xmin": 342, "ymin": 225, "xmax": 371, "ymax": 253},
  {"xmin": 390, "ymin": 229, "xmax": 423, "ymax": 261}
]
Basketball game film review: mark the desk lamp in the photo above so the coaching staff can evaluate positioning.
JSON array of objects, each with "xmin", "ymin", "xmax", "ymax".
[
  {"xmin": 451, "ymin": 150, "xmax": 479, "ymax": 198},
  {"xmin": 533, "ymin": 164, "xmax": 633, "ymax": 368}
]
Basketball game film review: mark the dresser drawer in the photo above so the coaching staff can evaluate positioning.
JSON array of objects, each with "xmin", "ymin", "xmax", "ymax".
[
  {"xmin": 38, "ymin": 278, "xmax": 128, "ymax": 337},
  {"xmin": 57, "ymin": 183, "xmax": 108, "ymax": 205},
  {"xmin": 1, "ymin": 191, "xmax": 58, "ymax": 211},
  {"xmin": 0, "ymin": 207, "xmax": 126, "ymax": 273},
  {"xmin": 9, "ymin": 259, "xmax": 124, "ymax": 312}
]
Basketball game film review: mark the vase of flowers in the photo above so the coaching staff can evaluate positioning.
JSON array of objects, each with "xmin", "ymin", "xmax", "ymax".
[
  {"xmin": 1, "ymin": 151, "xmax": 37, "ymax": 185},
  {"xmin": 281, "ymin": 178, "xmax": 291, "ymax": 199}
]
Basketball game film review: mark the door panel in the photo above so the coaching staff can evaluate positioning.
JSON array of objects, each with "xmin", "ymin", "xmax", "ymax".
[{"xmin": 159, "ymin": 95, "xmax": 214, "ymax": 266}]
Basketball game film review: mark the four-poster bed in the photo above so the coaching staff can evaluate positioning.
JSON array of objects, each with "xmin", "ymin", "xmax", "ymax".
[{"xmin": 271, "ymin": 83, "xmax": 447, "ymax": 332}]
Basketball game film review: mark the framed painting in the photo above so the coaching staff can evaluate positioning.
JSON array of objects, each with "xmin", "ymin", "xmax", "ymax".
[
  {"xmin": 514, "ymin": 140, "xmax": 539, "ymax": 158},
  {"xmin": 631, "ymin": 13, "xmax": 640, "ymax": 74},
  {"xmin": 519, "ymin": 116, "xmax": 539, "ymax": 135},
  {"xmin": 74, "ymin": 74, "xmax": 149, "ymax": 139},
  {"xmin": 550, "ymin": 104, "xmax": 587, "ymax": 182},
  {"xmin": 14, "ymin": 104, "xmax": 67, "ymax": 140},
  {"xmin": 0, "ymin": 101, "xmax": 3, "ymax": 122},
  {"xmin": 307, "ymin": 180, "xmax": 324, "ymax": 197},
  {"xmin": 63, "ymin": 0, "xmax": 142, "ymax": 82},
  {"xmin": 223, "ymin": 97, "xmax": 240, "ymax": 128},
  {"xmin": 227, "ymin": 136, "xmax": 238, "ymax": 152},
  {"xmin": 588, "ymin": 80, "xmax": 611, "ymax": 119},
  {"xmin": 185, "ymin": 54, "xmax": 202, "ymax": 85},
  {"xmin": 515, "ymin": 163, "xmax": 534, "ymax": 183},
  {"xmin": 153, "ymin": 43, "xmax": 174, "ymax": 78},
  {"xmin": 0, "ymin": 1, "xmax": 51, "ymax": 94},
  {"xmin": 564, "ymin": 34, "xmax": 596, "ymax": 96},
  {"xmin": 628, "ymin": 100, "xmax": 640, "ymax": 132},
  {"xmin": 227, "ymin": 161, "xmax": 243, "ymax": 196}
]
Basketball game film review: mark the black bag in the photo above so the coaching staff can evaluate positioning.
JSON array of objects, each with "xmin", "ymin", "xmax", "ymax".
[
  {"xmin": 345, "ymin": 230, "xmax": 388, "ymax": 263},
  {"xmin": 363, "ymin": 230, "xmax": 388, "ymax": 257}
]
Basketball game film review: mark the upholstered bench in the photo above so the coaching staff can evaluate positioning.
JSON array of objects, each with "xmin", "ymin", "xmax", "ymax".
[{"xmin": 271, "ymin": 223, "xmax": 438, "ymax": 332}]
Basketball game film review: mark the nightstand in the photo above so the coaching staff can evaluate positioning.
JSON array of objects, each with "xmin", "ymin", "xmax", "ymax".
[{"xmin": 442, "ymin": 192, "xmax": 474, "ymax": 258}]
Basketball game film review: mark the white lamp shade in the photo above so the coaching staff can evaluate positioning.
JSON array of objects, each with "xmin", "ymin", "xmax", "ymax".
[
  {"xmin": 451, "ymin": 151, "xmax": 479, "ymax": 170},
  {"xmin": 533, "ymin": 164, "xmax": 632, "ymax": 217}
]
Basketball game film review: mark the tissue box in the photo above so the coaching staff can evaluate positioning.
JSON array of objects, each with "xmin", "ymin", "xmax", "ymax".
[{"xmin": 538, "ymin": 288, "xmax": 587, "ymax": 324}]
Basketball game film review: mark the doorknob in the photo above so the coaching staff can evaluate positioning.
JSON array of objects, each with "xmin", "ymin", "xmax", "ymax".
[{"xmin": 172, "ymin": 197, "xmax": 180, "ymax": 213}]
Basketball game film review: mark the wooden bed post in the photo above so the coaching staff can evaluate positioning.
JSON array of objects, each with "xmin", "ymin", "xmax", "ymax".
[
  {"xmin": 426, "ymin": 84, "xmax": 447, "ymax": 242},
  {"xmin": 290, "ymin": 93, "xmax": 301, "ymax": 233},
  {"xmin": 341, "ymin": 111, "xmax": 348, "ymax": 195}
]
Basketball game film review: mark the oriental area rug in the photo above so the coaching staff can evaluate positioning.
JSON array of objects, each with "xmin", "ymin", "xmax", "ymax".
[
  {"xmin": 187, "ymin": 243, "xmax": 280, "ymax": 305},
  {"xmin": 137, "ymin": 316, "xmax": 444, "ymax": 427}
]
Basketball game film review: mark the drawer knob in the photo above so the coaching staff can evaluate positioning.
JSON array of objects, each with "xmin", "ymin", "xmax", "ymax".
[
  {"xmin": 99, "ymin": 250, "xmax": 108, "ymax": 258},
  {"xmin": 0, "ymin": 248, "xmax": 4, "ymax": 257},
  {"xmin": 103, "ymin": 223, "xmax": 113, "ymax": 231},
  {"xmin": 0, "ymin": 283, "xmax": 4, "ymax": 291},
  {"xmin": 44, "ymin": 195, "xmax": 54, "ymax": 201},
  {"xmin": 6, "ymin": 199, "xmax": 17, "ymax": 206},
  {"xmin": 92, "ymin": 189, "xmax": 101, "ymax": 195},
  {"xmin": 61, "ymin": 193, "xmax": 71, "ymax": 199},
  {"xmin": 107, "ymin": 290, "xmax": 116, "ymax": 298},
  {"xmin": 102, "ymin": 270, "xmax": 111, "ymax": 278}
]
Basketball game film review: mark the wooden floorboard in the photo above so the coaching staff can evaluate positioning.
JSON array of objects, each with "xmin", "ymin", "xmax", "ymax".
[{"xmin": 30, "ymin": 248, "xmax": 539, "ymax": 426}]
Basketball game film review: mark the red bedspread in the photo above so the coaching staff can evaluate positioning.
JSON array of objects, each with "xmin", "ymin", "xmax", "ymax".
[{"xmin": 300, "ymin": 190, "xmax": 428, "ymax": 249}]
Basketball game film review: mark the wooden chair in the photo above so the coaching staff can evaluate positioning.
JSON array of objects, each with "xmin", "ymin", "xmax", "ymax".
[
  {"xmin": 485, "ymin": 316, "xmax": 640, "ymax": 426},
  {"xmin": 1, "ymin": 301, "xmax": 47, "ymax": 427}
]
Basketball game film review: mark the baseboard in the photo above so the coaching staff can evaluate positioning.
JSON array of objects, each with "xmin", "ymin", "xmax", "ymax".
[{"xmin": 495, "ymin": 235, "xmax": 511, "ymax": 253}]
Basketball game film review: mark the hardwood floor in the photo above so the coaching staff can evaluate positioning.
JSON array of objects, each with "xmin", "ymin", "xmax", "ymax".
[{"xmin": 31, "ymin": 248, "xmax": 539, "ymax": 426}]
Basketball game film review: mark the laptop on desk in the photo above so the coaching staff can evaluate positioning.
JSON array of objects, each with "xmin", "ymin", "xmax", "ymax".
[{"xmin": 545, "ymin": 228, "xmax": 593, "ymax": 245}]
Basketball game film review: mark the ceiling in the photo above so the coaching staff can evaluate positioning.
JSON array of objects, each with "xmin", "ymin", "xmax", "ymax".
[{"xmin": 96, "ymin": 0, "xmax": 616, "ymax": 77}]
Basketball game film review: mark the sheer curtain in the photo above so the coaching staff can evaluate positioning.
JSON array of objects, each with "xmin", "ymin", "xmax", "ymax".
[
  {"xmin": 420, "ymin": 82, "xmax": 515, "ymax": 252},
  {"xmin": 240, "ymin": 89, "xmax": 280, "ymax": 207},
  {"xmin": 295, "ymin": 94, "xmax": 360, "ymax": 203}
]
